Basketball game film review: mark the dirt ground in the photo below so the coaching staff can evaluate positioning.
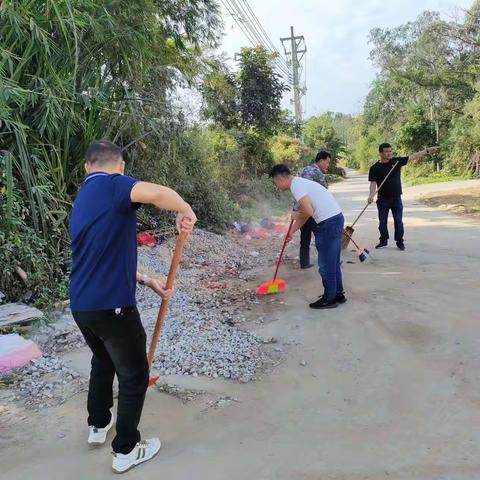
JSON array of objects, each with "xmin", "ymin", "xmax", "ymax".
[
  {"xmin": 418, "ymin": 185, "xmax": 480, "ymax": 219},
  {"xmin": 1, "ymin": 171, "xmax": 480, "ymax": 480}
]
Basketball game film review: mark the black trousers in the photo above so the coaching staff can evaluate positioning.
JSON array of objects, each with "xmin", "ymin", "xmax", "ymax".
[
  {"xmin": 299, "ymin": 217, "xmax": 317, "ymax": 268},
  {"xmin": 72, "ymin": 307, "xmax": 149, "ymax": 454},
  {"xmin": 377, "ymin": 196, "xmax": 404, "ymax": 243}
]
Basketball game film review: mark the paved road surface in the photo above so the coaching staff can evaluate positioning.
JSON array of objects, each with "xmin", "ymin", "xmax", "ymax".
[{"xmin": 2, "ymin": 171, "xmax": 480, "ymax": 480}]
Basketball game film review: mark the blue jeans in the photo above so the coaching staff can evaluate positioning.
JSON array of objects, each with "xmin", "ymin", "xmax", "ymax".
[
  {"xmin": 377, "ymin": 196, "xmax": 404, "ymax": 243},
  {"xmin": 312, "ymin": 213, "xmax": 344, "ymax": 301}
]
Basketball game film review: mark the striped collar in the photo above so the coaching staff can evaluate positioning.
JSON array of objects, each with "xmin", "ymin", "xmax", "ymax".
[{"xmin": 84, "ymin": 172, "xmax": 109, "ymax": 183}]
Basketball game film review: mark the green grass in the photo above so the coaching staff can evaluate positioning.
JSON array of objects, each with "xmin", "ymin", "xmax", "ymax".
[{"xmin": 404, "ymin": 172, "xmax": 474, "ymax": 186}]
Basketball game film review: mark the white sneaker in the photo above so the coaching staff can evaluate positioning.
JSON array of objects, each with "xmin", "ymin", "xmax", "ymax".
[
  {"xmin": 87, "ymin": 413, "xmax": 114, "ymax": 446},
  {"xmin": 112, "ymin": 438, "xmax": 161, "ymax": 474}
]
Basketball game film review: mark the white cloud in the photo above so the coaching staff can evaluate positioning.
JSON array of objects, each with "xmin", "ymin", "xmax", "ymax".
[{"xmin": 218, "ymin": 0, "xmax": 474, "ymax": 116}]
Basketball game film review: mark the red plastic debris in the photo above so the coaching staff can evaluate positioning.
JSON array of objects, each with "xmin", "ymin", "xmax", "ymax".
[
  {"xmin": 242, "ymin": 228, "xmax": 271, "ymax": 239},
  {"xmin": 274, "ymin": 223, "xmax": 288, "ymax": 234},
  {"xmin": 137, "ymin": 231, "xmax": 157, "ymax": 247}
]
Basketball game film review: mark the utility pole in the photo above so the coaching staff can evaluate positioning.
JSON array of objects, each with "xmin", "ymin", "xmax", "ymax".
[{"xmin": 281, "ymin": 26, "xmax": 307, "ymax": 125}]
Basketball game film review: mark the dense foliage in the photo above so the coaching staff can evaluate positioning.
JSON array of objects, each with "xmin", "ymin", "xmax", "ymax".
[{"xmin": 340, "ymin": 2, "xmax": 480, "ymax": 177}]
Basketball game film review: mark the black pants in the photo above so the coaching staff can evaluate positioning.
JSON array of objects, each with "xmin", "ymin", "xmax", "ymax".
[
  {"xmin": 377, "ymin": 196, "xmax": 404, "ymax": 243},
  {"xmin": 72, "ymin": 307, "xmax": 149, "ymax": 454},
  {"xmin": 299, "ymin": 217, "xmax": 317, "ymax": 268}
]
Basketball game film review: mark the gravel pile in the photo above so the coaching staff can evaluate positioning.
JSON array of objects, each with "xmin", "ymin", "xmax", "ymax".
[
  {"xmin": 0, "ymin": 316, "xmax": 87, "ymax": 409},
  {"xmin": 137, "ymin": 235, "xmax": 268, "ymax": 381},
  {"xmin": 1, "ymin": 227, "xmax": 285, "ymax": 409}
]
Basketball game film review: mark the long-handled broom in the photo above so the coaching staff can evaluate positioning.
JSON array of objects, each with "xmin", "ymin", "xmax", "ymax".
[
  {"xmin": 256, "ymin": 219, "xmax": 294, "ymax": 295},
  {"xmin": 147, "ymin": 231, "xmax": 189, "ymax": 386},
  {"xmin": 342, "ymin": 229, "xmax": 370, "ymax": 263},
  {"xmin": 342, "ymin": 160, "xmax": 400, "ymax": 250}
]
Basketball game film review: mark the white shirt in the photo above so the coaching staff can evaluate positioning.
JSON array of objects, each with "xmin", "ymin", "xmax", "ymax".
[{"xmin": 290, "ymin": 176, "xmax": 342, "ymax": 223}]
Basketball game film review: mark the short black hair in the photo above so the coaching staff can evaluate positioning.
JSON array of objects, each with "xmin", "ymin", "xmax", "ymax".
[
  {"xmin": 379, "ymin": 143, "xmax": 392, "ymax": 153},
  {"xmin": 269, "ymin": 164, "xmax": 291, "ymax": 178},
  {"xmin": 315, "ymin": 150, "xmax": 331, "ymax": 162},
  {"xmin": 85, "ymin": 140, "xmax": 123, "ymax": 165}
]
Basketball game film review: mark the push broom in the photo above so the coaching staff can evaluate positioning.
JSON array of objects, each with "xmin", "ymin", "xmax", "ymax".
[
  {"xmin": 342, "ymin": 160, "xmax": 400, "ymax": 250},
  {"xmin": 147, "ymin": 231, "xmax": 189, "ymax": 386},
  {"xmin": 342, "ymin": 228, "xmax": 370, "ymax": 263},
  {"xmin": 257, "ymin": 219, "xmax": 294, "ymax": 295}
]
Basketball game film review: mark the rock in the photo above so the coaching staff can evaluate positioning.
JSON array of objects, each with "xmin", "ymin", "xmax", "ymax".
[{"xmin": 300, "ymin": 360, "xmax": 307, "ymax": 367}]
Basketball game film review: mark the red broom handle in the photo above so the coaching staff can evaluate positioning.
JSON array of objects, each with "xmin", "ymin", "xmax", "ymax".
[
  {"xmin": 350, "ymin": 160, "xmax": 400, "ymax": 229},
  {"xmin": 147, "ymin": 231, "xmax": 189, "ymax": 370},
  {"xmin": 273, "ymin": 219, "xmax": 294, "ymax": 282}
]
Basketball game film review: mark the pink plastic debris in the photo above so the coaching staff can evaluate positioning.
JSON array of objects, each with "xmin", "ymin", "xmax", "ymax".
[
  {"xmin": 0, "ymin": 334, "xmax": 42, "ymax": 372},
  {"xmin": 274, "ymin": 223, "xmax": 288, "ymax": 234}
]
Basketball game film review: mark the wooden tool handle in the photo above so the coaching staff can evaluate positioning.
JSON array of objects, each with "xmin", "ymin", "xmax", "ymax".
[
  {"xmin": 350, "ymin": 160, "xmax": 400, "ymax": 229},
  {"xmin": 342, "ymin": 227, "xmax": 360, "ymax": 250},
  {"xmin": 273, "ymin": 219, "xmax": 294, "ymax": 281},
  {"xmin": 147, "ymin": 231, "xmax": 189, "ymax": 369}
]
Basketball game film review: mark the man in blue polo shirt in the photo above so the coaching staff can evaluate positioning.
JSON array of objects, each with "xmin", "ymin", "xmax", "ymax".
[{"xmin": 69, "ymin": 140, "xmax": 196, "ymax": 473}]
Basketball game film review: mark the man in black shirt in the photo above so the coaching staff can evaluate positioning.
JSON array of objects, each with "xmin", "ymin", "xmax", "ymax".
[{"xmin": 368, "ymin": 143, "xmax": 439, "ymax": 250}]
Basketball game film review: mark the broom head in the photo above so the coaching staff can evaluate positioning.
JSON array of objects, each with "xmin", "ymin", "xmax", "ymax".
[
  {"xmin": 256, "ymin": 279, "xmax": 286, "ymax": 295},
  {"xmin": 342, "ymin": 226, "xmax": 354, "ymax": 250},
  {"xmin": 357, "ymin": 247, "xmax": 369, "ymax": 263}
]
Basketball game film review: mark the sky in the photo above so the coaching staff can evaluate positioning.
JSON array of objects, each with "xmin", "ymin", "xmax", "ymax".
[{"xmin": 217, "ymin": 0, "xmax": 474, "ymax": 117}]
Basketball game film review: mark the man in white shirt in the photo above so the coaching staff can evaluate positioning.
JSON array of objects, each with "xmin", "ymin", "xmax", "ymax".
[{"xmin": 270, "ymin": 164, "xmax": 346, "ymax": 309}]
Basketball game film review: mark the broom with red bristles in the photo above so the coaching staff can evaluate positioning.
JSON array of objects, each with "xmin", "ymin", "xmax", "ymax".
[{"xmin": 256, "ymin": 219, "xmax": 294, "ymax": 295}]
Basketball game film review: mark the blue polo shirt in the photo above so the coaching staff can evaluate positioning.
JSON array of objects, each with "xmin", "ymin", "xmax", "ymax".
[{"xmin": 69, "ymin": 172, "xmax": 141, "ymax": 311}]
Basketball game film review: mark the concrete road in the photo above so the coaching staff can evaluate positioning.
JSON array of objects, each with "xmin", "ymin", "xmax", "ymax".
[{"xmin": 2, "ymin": 171, "xmax": 480, "ymax": 480}]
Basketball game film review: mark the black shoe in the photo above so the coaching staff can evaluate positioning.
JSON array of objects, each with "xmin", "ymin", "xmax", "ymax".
[
  {"xmin": 309, "ymin": 297, "xmax": 338, "ymax": 309},
  {"xmin": 336, "ymin": 293, "xmax": 347, "ymax": 304},
  {"xmin": 375, "ymin": 241, "xmax": 388, "ymax": 249},
  {"xmin": 300, "ymin": 264, "xmax": 314, "ymax": 270},
  {"xmin": 396, "ymin": 242, "xmax": 406, "ymax": 251}
]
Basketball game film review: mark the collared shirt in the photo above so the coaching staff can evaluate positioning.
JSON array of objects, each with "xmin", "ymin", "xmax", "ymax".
[
  {"xmin": 69, "ymin": 172, "xmax": 140, "ymax": 311},
  {"xmin": 299, "ymin": 164, "xmax": 328, "ymax": 189}
]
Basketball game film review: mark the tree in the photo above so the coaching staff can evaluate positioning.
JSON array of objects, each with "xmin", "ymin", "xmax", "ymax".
[
  {"xmin": 202, "ymin": 46, "xmax": 288, "ymax": 135},
  {"xmin": 270, "ymin": 135, "xmax": 312, "ymax": 171},
  {"xmin": 201, "ymin": 70, "xmax": 240, "ymax": 130},
  {"xmin": 395, "ymin": 105, "xmax": 436, "ymax": 154},
  {"xmin": 237, "ymin": 47, "xmax": 288, "ymax": 134},
  {"xmin": 302, "ymin": 113, "xmax": 342, "ymax": 157},
  {"xmin": 200, "ymin": 46, "xmax": 288, "ymax": 177}
]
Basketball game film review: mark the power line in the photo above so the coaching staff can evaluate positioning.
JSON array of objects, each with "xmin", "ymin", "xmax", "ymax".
[
  {"xmin": 221, "ymin": 0, "xmax": 292, "ymax": 83},
  {"xmin": 233, "ymin": 0, "xmax": 289, "ymax": 68},
  {"xmin": 238, "ymin": 0, "xmax": 288, "ymax": 66},
  {"xmin": 229, "ymin": 0, "xmax": 292, "ymax": 78},
  {"xmin": 222, "ymin": 0, "xmax": 259, "ymax": 50}
]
